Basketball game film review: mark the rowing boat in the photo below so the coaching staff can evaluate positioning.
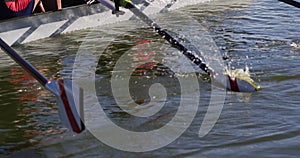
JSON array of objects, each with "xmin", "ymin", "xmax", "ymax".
[{"xmin": 0, "ymin": 0, "xmax": 212, "ymax": 46}]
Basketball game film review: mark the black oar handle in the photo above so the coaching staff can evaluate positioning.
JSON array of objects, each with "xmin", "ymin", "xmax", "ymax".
[
  {"xmin": 0, "ymin": 38, "xmax": 49, "ymax": 86},
  {"xmin": 279, "ymin": 0, "xmax": 300, "ymax": 9},
  {"xmin": 126, "ymin": 3, "xmax": 212, "ymax": 74}
]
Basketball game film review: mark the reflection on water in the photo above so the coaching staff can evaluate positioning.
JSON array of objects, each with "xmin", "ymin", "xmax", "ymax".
[
  {"xmin": 0, "ymin": 53, "xmax": 63, "ymax": 154},
  {"xmin": 0, "ymin": 31, "xmax": 91, "ymax": 155},
  {"xmin": 1, "ymin": 0, "xmax": 300, "ymax": 157}
]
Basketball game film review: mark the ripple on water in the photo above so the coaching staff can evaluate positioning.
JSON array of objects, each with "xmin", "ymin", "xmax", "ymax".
[{"xmin": 2, "ymin": 0, "xmax": 300, "ymax": 157}]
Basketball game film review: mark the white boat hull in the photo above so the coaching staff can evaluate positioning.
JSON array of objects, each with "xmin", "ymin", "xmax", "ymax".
[{"xmin": 0, "ymin": 0, "xmax": 212, "ymax": 46}]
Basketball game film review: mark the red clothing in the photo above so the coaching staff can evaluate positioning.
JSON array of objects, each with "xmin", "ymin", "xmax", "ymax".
[{"xmin": 5, "ymin": 0, "xmax": 33, "ymax": 12}]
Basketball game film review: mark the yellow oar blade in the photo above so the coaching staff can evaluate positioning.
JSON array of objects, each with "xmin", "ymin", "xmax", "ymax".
[{"xmin": 224, "ymin": 68, "xmax": 261, "ymax": 92}]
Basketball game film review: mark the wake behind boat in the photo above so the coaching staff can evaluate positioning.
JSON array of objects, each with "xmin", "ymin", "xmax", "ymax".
[{"xmin": 0, "ymin": 0, "xmax": 213, "ymax": 46}]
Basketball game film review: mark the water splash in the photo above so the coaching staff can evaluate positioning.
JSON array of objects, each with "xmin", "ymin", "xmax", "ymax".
[{"xmin": 225, "ymin": 66, "xmax": 261, "ymax": 90}]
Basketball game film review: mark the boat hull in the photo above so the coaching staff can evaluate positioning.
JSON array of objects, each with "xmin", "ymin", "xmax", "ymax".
[{"xmin": 0, "ymin": 0, "xmax": 212, "ymax": 46}]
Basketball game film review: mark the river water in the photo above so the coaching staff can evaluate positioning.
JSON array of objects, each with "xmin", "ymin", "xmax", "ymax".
[{"xmin": 1, "ymin": 0, "xmax": 300, "ymax": 157}]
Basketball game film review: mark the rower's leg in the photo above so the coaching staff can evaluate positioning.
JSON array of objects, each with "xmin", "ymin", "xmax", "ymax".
[
  {"xmin": 33, "ymin": 0, "xmax": 45, "ymax": 12},
  {"xmin": 112, "ymin": 0, "xmax": 125, "ymax": 15},
  {"xmin": 56, "ymin": 0, "xmax": 62, "ymax": 10},
  {"xmin": 114, "ymin": 0, "xmax": 120, "ymax": 11}
]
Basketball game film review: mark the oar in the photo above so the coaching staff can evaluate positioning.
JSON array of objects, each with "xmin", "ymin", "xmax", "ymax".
[
  {"xmin": 0, "ymin": 38, "xmax": 85, "ymax": 133},
  {"xmin": 279, "ymin": 0, "xmax": 300, "ymax": 8},
  {"xmin": 98, "ymin": 0, "xmax": 259, "ymax": 92}
]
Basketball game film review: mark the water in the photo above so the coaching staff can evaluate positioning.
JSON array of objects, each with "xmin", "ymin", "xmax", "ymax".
[{"xmin": 1, "ymin": 0, "xmax": 300, "ymax": 157}]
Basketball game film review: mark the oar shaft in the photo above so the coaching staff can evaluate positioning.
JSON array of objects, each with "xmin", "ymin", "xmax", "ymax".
[
  {"xmin": 0, "ymin": 38, "xmax": 49, "ymax": 86},
  {"xmin": 126, "ymin": 3, "xmax": 211, "ymax": 74}
]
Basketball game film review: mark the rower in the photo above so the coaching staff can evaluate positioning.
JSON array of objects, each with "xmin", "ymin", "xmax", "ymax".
[
  {"xmin": 112, "ymin": 0, "xmax": 132, "ymax": 15},
  {"xmin": 40, "ymin": 0, "xmax": 62, "ymax": 11},
  {"xmin": 0, "ymin": 0, "xmax": 45, "ymax": 20},
  {"xmin": 112, "ymin": 0, "xmax": 125, "ymax": 15},
  {"xmin": 86, "ymin": 0, "xmax": 130, "ymax": 16}
]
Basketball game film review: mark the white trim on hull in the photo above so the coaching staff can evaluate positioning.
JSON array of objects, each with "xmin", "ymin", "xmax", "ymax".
[{"xmin": 0, "ymin": 0, "xmax": 212, "ymax": 46}]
